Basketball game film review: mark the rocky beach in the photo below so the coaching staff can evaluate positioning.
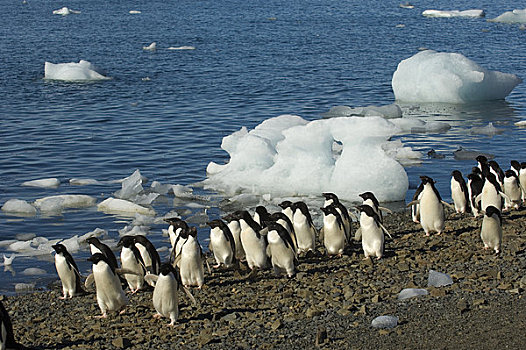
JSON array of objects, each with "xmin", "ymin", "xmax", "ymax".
[{"xmin": 3, "ymin": 207, "xmax": 526, "ymax": 350}]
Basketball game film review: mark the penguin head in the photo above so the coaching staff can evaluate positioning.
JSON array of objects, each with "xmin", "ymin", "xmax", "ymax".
[
  {"xmin": 359, "ymin": 192, "xmax": 379, "ymax": 207},
  {"xmin": 476, "ymin": 155, "xmax": 488, "ymax": 164},
  {"xmin": 164, "ymin": 217, "xmax": 188, "ymax": 231},
  {"xmin": 86, "ymin": 237, "xmax": 101, "ymax": 246},
  {"xmin": 87, "ymin": 253, "xmax": 109, "ymax": 265},
  {"xmin": 356, "ymin": 204, "xmax": 375, "ymax": 216},
  {"xmin": 159, "ymin": 262, "xmax": 177, "ymax": 277},
  {"xmin": 278, "ymin": 200, "xmax": 293, "ymax": 210},
  {"xmin": 207, "ymin": 219, "xmax": 223, "ymax": 229},
  {"xmin": 320, "ymin": 205, "xmax": 337, "ymax": 216},
  {"xmin": 511, "ymin": 160, "xmax": 520, "ymax": 171},
  {"xmin": 52, "ymin": 243, "xmax": 68, "ymax": 255},
  {"xmin": 484, "ymin": 206, "xmax": 502, "ymax": 221},
  {"xmin": 117, "ymin": 235, "xmax": 135, "ymax": 249},
  {"xmin": 505, "ymin": 169, "xmax": 518, "ymax": 179},
  {"xmin": 488, "ymin": 160, "xmax": 501, "ymax": 171},
  {"xmin": 419, "ymin": 175, "xmax": 435, "ymax": 185},
  {"xmin": 322, "ymin": 192, "xmax": 338, "ymax": 202},
  {"xmin": 521, "ymin": 162, "xmax": 526, "ymax": 170}
]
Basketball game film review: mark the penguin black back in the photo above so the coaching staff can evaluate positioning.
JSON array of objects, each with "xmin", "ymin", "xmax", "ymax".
[
  {"xmin": 133, "ymin": 235, "xmax": 161, "ymax": 275},
  {"xmin": 0, "ymin": 300, "xmax": 24, "ymax": 350},
  {"xmin": 86, "ymin": 237, "xmax": 119, "ymax": 271}
]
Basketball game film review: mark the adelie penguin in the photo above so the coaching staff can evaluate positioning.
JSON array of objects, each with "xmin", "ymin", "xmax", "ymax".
[
  {"xmin": 356, "ymin": 205, "xmax": 392, "ymax": 260},
  {"xmin": 323, "ymin": 192, "xmax": 352, "ymax": 240},
  {"xmin": 52, "ymin": 243, "xmax": 85, "ymax": 299},
  {"xmin": 450, "ymin": 170, "xmax": 470, "ymax": 214},
  {"xmin": 320, "ymin": 204, "xmax": 347, "ymax": 257},
  {"xmin": 207, "ymin": 219, "xmax": 236, "ymax": 268},
  {"xmin": 265, "ymin": 222, "xmax": 297, "ymax": 278},
  {"xmin": 133, "ymin": 235, "xmax": 161, "ymax": 275},
  {"xmin": 480, "ymin": 206, "xmax": 502, "ymax": 254},
  {"xmin": 358, "ymin": 192, "xmax": 392, "ymax": 224},
  {"xmin": 177, "ymin": 227, "xmax": 207, "ymax": 289},
  {"xmin": 164, "ymin": 217, "xmax": 188, "ymax": 253},
  {"xmin": 291, "ymin": 201, "xmax": 317, "ymax": 255},
  {"xmin": 475, "ymin": 172, "xmax": 510, "ymax": 212},
  {"xmin": 467, "ymin": 170, "xmax": 484, "ymax": 217},
  {"xmin": 86, "ymin": 237, "xmax": 119, "ymax": 271},
  {"xmin": 223, "ymin": 211, "xmax": 245, "ymax": 261},
  {"xmin": 278, "ymin": 200, "xmax": 294, "ymax": 223},
  {"xmin": 253, "ymin": 206, "xmax": 271, "ymax": 227},
  {"xmin": 117, "ymin": 236, "xmax": 147, "ymax": 293},
  {"xmin": 236, "ymin": 210, "xmax": 268, "ymax": 275},
  {"xmin": 1, "ymin": 300, "xmax": 25, "ymax": 350},
  {"xmin": 503, "ymin": 170, "xmax": 522, "ymax": 210}
]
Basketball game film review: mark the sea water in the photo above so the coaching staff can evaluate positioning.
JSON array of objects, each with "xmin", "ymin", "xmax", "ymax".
[{"xmin": 0, "ymin": 0, "xmax": 525, "ymax": 294}]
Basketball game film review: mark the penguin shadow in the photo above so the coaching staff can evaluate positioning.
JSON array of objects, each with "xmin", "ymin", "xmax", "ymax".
[
  {"xmin": 183, "ymin": 306, "xmax": 270, "ymax": 323},
  {"xmin": 38, "ymin": 338, "xmax": 105, "ymax": 350}
]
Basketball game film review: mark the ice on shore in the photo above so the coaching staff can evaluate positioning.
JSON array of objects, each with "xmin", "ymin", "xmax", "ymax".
[
  {"xmin": 53, "ymin": 7, "xmax": 81, "ymax": 16},
  {"xmin": 21, "ymin": 178, "xmax": 60, "ymax": 188},
  {"xmin": 1, "ymin": 199, "xmax": 37, "ymax": 216},
  {"xmin": 397, "ymin": 288, "xmax": 429, "ymax": 300},
  {"xmin": 203, "ymin": 115, "xmax": 409, "ymax": 202},
  {"xmin": 15, "ymin": 283, "xmax": 35, "ymax": 293},
  {"xmin": 488, "ymin": 9, "xmax": 526, "ymax": 24},
  {"xmin": 44, "ymin": 60, "xmax": 110, "ymax": 81},
  {"xmin": 97, "ymin": 197, "xmax": 156, "ymax": 216},
  {"xmin": 392, "ymin": 50, "xmax": 522, "ymax": 103},
  {"xmin": 371, "ymin": 315, "xmax": 399, "ymax": 329},
  {"xmin": 422, "ymin": 9, "xmax": 485, "ymax": 18},
  {"xmin": 34, "ymin": 195, "xmax": 96, "ymax": 209},
  {"xmin": 322, "ymin": 104, "xmax": 402, "ymax": 119},
  {"xmin": 22, "ymin": 267, "xmax": 46, "ymax": 276},
  {"xmin": 469, "ymin": 122, "xmax": 504, "ymax": 136},
  {"xmin": 428, "ymin": 270, "xmax": 453, "ymax": 287}
]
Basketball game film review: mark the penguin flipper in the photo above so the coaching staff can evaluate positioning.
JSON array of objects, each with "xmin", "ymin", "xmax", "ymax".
[
  {"xmin": 181, "ymin": 286, "xmax": 197, "ymax": 305},
  {"xmin": 354, "ymin": 227, "xmax": 362, "ymax": 241},
  {"xmin": 441, "ymin": 201, "xmax": 456, "ymax": 210},
  {"xmin": 144, "ymin": 273, "xmax": 158, "ymax": 287},
  {"xmin": 499, "ymin": 191, "xmax": 511, "ymax": 203},
  {"xmin": 474, "ymin": 193, "xmax": 482, "ymax": 205},
  {"xmin": 406, "ymin": 200, "xmax": 419, "ymax": 207},
  {"xmin": 116, "ymin": 268, "xmax": 142, "ymax": 276},
  {"xmin": 378, "ymin": 206, "xmax": 393, "ymax": 214},
  {"xmin": 379, "ymin": 223, "xmax": 393, "ymax": 239},
  {"xmin": 85, "ymin": 273, "xmax": 94, "ymax": 288}
]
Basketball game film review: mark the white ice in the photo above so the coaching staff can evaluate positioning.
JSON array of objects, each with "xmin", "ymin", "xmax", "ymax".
[
  {"xmin": 21, "ymin": 178, "xmax": 60, "ymax": 188},
  {"xmin": 15, "ymin": 283, "xmax": 35, "ymax": 292},
  {"xmin": 468, "ymin": 122, "xmax": 504, "ymax": 136},
  {"xmin": 22, "ymin": 267, "xmax": 47, "ymax": 276},
  {"xmin": 69, "ymin": 178, "xmax": 103, "ymax": 185},
  {"xmin": 143, "ymin": 42, "xmax": 157, "ymax": 51},
  {"xmin": 397, "ymin": 288, "xmax": 429, "ymax": 300},
  {"xmin": 78, "ymin": 228, "xmax": 107, "ymax": 243},
  {"xmin": 371, "ymin": 315, "xmax": 399, "ymax": 329},
  {"xmin": 114, "ymin": 169, "xmax": 144, "ymax": 200},
  {"xmin": 97, "ymin": 197, "xmax": 156, "ymax": 216},
  {"xmin": 1, "ymin": 199, "xmax": 37, "ymax": 216},
  {"xmin": 44, "ymin": 60, "xmax": 110, "ymax": 81},
  {"xmin": 129, "ymin": 10, "xmax": 142, "ymax": 14},
  {"xmin": 52, "ymin": 7, "xmax": 81, "ymax": 16},
  {"xmin": 427, "ymin": 270, "xmax": 453, "ymax": 287},
  {"xmin": 323, "ymin": 104, "xmax": 402, "ymax": 119},
  {"xmin": 390, "ymin": 118, "xmax": 451, "ymax": 134},
  {"xmin": 118, "ymin": 224, "xmax": 150, "ymax": 237},
  {"xmin": 515, "ymin": 120, "xmax": 526, "ymax": 127},
  {"xmin": 488, "ymin": 9, "xmax": 526, "ymax": 24},
  {"xmin": 8, "ymin": 236, "xmax": 61, "ymax": 257},
  {"xmin": 2, "ymin": 254, "xmax": 15, "ymax": 266},
  {"xmin": 203, "ymin": 115, "xmax": 409, "ymax": 202},
  {"xmin": 392, "ymin": 50, "xmax": 522, "ymax": 103},
  {"xmin": 167, "ymin": 46, "xmax": 196, "ymax": 50},
  {"xmin": 150, "ymin": 181, "xmax": 172, "ymax": 195},
  {"xmin": 34, "ymin": 195, "xmax": 96, "ymax": 209},
  {"xmin": 422, "ymin": 9, "xmax": 485, "ymax": 18}
]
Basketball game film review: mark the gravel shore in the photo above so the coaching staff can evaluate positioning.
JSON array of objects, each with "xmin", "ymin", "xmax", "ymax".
[{"xmin": 3, "ymin": 207, "xmax": 526, "ymax": 349}]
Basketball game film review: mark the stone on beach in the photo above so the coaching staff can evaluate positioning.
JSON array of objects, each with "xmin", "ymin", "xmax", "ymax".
[
  {"xmin": 371, "ymin": 315, "xmax": 399, "ymax": 329},
  {"xmin": 397, "ymin": 288, "xmax": 429, "ymax": 300},
  {"xmin": 428, "ymin": 270, "xmax": 454, "ymax": 287}
]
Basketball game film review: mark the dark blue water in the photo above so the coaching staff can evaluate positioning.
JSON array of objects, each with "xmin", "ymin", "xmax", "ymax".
[{"xmin": 1, "ymin": 0, "xmax": 525, "ymax": 294}]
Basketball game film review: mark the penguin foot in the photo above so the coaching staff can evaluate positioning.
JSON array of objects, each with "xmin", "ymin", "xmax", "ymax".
[
  {"xmin": 424, "ymin": 232, "xmax": 430, "ymax": 237},
  {"xmin": 94, "ymin": 313, "xmax": 107, "ymax": 319},
  {"xmin": 119, "ymin": 308, "xmax": 126, "ymax": 315},
  {"xmin": 59, "ymin": 296, "xmax": 66, "ymax": 300},
  {"xmin": 213, "ymin": 264, "xmax": 221, "ymax": 269},
  {"xmin": 153, "ymin": 313, "xmax": 162, "ymax": 320}
]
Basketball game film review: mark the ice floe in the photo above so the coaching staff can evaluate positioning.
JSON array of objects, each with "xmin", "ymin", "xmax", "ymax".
[
  {"xmin": 44, "ymin": 60, "xmax": 110, "ymax": 81},
  {"xmin": 392, "ymin": 50, "xmax": 522, "ymax": 103},
  {"xmin": 515, "ymin": 120, "xmax": 526, "ymax": 127},
  {"xmin": 69, "ymin": 178, "xmax": 103, "ymax": 185},
  {"xmin": 427, "ymin": 270, "xmax": 454, "ymax": 287},
  {"xmin": 53, "ymin": 7, "xmax": 81, "ymax": 16},
  {"xmin": 453, "ymin": 147, "xmax": 494, "ymax": 160},
  {"xmin": 468, "ymin": 122, "xmax": 504, "ymax": 136},
  {"xmin": 1, "ymin": 199, "xmax": 37, "ymax": 216},
  {"xmin": 129, "ymin": 10, "xmax": 142, "ymax": 14},
  {"xmin": 143, "ymin": 42, "xmax": 157, "ymax": 51},
  {"xmin": 422, "ymin": 9, "xmax": 485, "ymax": 18},
  {"xmin": 203, "ymin": 114, "xmax": 409, "ymax": 202},
  {"xmin": 34, "ymin": 195, "xmax": 96, "ymax": 209},
  {"xmin": 22, "ymin": 267, "xmax": 46, "ymax": 276},
  {"xmin": 488, "ymin": 9, "xmax": 526, "ymax": 24},
  {"xmin": 97, "ymin": 197, "xmax": 156, "ymax": 216},
  {"xmin": 21, "ymin": 178, "xmax": 60, "ymax": 188},
  {"xmin": 390, "ymin": 118, "xmax": 451, "ymax": 134},
  {"xmin": 167, "ymin": 46, "xmax": 196, "ymax": 50},
  {"xmin": 323, "ymin": 104, "xmax": 402, "ymax": 119},
  {"xmin": 397, "ymin": 288, "xmax": 429, "ymax": 300}
]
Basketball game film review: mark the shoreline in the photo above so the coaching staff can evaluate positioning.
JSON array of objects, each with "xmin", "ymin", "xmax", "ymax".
[{"xmin": 3, "ymin": 208, "xmax": 526, "ymax": 349}]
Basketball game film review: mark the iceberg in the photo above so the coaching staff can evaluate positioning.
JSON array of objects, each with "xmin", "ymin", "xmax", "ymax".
[
  {"xmin": 392, "ymin": 50, "xmax": 522, "ymax": 103},
  {"xmin": 97, "ymin": 197, "xmax": 156, "ymax": 216},
  {"xmin": 1, "ymin": 199, "xmax": 37, "ymax": 216},
  {"xmin": 21, "ymin": 178, "xmax": 60, "ymax": 188},
  {"xmin": 167, "ymin": 46, "xmax": 196, "ymax": 50},
  {"xmin": 422, "ymin": 9, "xmax": 485, "ymax": 18},
  {"xmin": 53, "ymin": 7, "xmax": 81, "ymax": 16},
  {"xmin": 44, "ymin": 60, "xmax": 110, "ymax": 81},
  {"xmin": 488, "ymin": 9, "xmax": 526, "ymax": 24},
  {"xmin": 34, "ymin": 195, "xmax": 96, "ymax": 209},
  {"xmin": 203, "ymin": 115, "xmax": 409, "ymax": 202}
]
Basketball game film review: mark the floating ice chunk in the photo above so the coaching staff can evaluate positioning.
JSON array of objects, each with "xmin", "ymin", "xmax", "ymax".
[
  {"xmin": 150, "ymin": 181, "xmax": 172, "ymax": 195},
  {"xmin": 171, "ymin": 184, "xmax": 194, "ymax": 197},
  {"xmin": 115, "ymin": 169, "xmax": 144, "ymax": 200},
  {"xmin": 203, "ymin": 115, "xmax": 409, "ymax": 202},
  {"xmin": 118, "ymin": 224, "xmax": 150, "ymax": 237},
  {"xmin": 9, "ymin": 240, "xmax": 34, "ymax": 252},
  {"xmin": 3, "ymin": 254, "xmax": 15, "ymax": 266},
  {"xmin": 383, "ymin": 140, "xmax": 422, "ymax": 164},
  {"xmin": 390, "ymin": 118, "xmax": 451, "ymax": 134},
  {"xmin": 422, "ymin": 9, "xmax": 485, "ymax": 18},
  {"xmin": 15, "ymin": 283, "xmax": 35, "ymax": 293},
  {"xmin": 53, "ymin": 7, "xmax": 81, "ymax": 16},
  {"xmin": 129, "ymin": 10, "xmax": 142, "ymax": 14},
  {"xmin": 22, "ymin": 267, "xmax": 47, "ymax": 276},
  {"xmin": 38, "ymin": 196, "xmax": 64, "ymax": 214},
  {"xmin": 371, "ymin": 315, "xmax": 399, "ymax": 329},
  {"xmin": 488, "ymin": 9, "xmax": 526, "ymax": 24},
  {"xmin": 1, "ymin": 199, "xmax": 37, "ymax": 216},
  {"xmin": 392, "ymin": 50, "xmax": 522, "ymax": 103},
  {"xmin": 515, "ymin": 120, "xmax": 526, "ymax": 127},
  {"xmin": 469, "ymin": 122, "xmax": 504, "ymax": 136},
  {"xmin": 428, "ymin": 270, "xmax": 453, "ymax": 287},
  {"xmin": 21, "ymin": 178, "xmax": 60, "ymax": 188},
  {"xmin": 167, "ymin": 46, "xmax": 195, "ymax": 50},
  {"xmin": 69, "ymin": 178, "xmax": 102, "ymax": 185},
  {"xmin": 34, "ymin": 195, "xmax": 96, "ymax": 209},
  {"xmin": 399, "ymin": 2, "xmax": 414, "ymax": 9},
  {"xmin": 61, "ymin": 235, "xmax": 81, "ymax": 253},
  {"xmin": 79, "ymin": 228, "xmax": 107, "ymax": 243},
  {"xmin": 44, "ymin": 60, "xmax": 110, "ymax": 81},
  {"xmin": 135, "ymin": 193, "xmax": 159, "ymax": 206},
  {"xmin": 143, "ymin": 42, "xmax": 157, "ymax": 51},
  {"xmin": 186, "ymin": 209, "xmax": 210, "ymax": 225},
  {"xmin": 453, "ymin": 147, "xmax": 494, "ymax": 160},
  {"xmin": 97, "ymin": 197, "xmax": 156, "ymax": 216},
  {"xmin": 397, "ymin": 288, "xmax": 429, "ymax": 300},
  {"xmin": 323, "ymin": 104, "xmax": 402, "ymax": 119}
]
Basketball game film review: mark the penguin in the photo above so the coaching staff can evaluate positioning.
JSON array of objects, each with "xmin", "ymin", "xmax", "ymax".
[
  {"xmin": 489, "ymin": 160, "xmax": 505, "ymax": 188},
  {"xmin": 0, "ymin": 300, "xmax": 24, "ymax": 350},
  {"xmin": 117, "ymin": 236, "xmax": 146, "ymax": 293},
  {"xmin": 265, "ymin": 222, "xmax": 297, "ymax": 278},
  {"xmin": 520, "ymin": 162, "xmax": 526, "ymax": 202},
  {"xmin": 450, "ymin": 170, "xmax": 470, "ymax": 214},
  {"xmin": 207, "ymin": 219, "xmax": 236, "ymax": 268},
  {"xmin": 278, "ymin": 200, "xmax": 294, "ymax": 222},
  {"xmin": 503, "ymin": 170, "xmax": 522, "ymax": 210},
  {"xmin": 410, "ymin": 182, "xmax": 424, "ymax": 223},
  {"xmin": 269, "ymin": 212, "xmax": 297, "ymax": 250},
  {"xmin": 292, "ymin": 201, "xmax": 317, "ymax": 254},
  {"xmin": 408, "ymin": 176, "xmax": 451, "ymax": 236},
  {"xmin": 52, "ymin": 243, "xmax": 85, "ymax": 299},
  {"xmin": 476, "ymin": 155, "xmax": 490, "ymax": 178},
  {"xmin": 467, "ymin": 171, "xmax": 484, "ymax": 217},
  {"xmin": 475, "ymin": 172, "xmax": 509, "ymax": 212},
  {"xmin": 86, "ymin": 237, "xmax": 119, "ymax": 271},
  {"xmin": 164, "ymin": 217, "xmax": 188, "ymax": 252},
  {"xmin": 253, "ymin": 206, "xmax": 271, "ymax": 227},
  {"xmin": 322, "ymin": 192, "xmax": 352, "ymax": 240},
  {"xmin": 144, "ymin": 263, "xmax": 180, "ymax": 326},
  {"xmin": 178, "ymin": 227, "xmax": 205, "ymax": 289},
  {"xmin": 510, "ymin": 160, "xmax": 521, "ymax": 177},
  {"xmin": 359, "ymin": 191, "xmax": 393, "ymax": 223},
  {"xmin": 85, "ymin": 253, "xmax": 128, "ymax": 318},
  {"xmin": 223, "ymin": 212, "xmax": 245, "ymax": 261},
  {"xmin": 320, "ymin": 204, "xmax": 346, "ymax": 257},
  {"xmin": 133, "ymin": 235, "xmax": 161, "ymax": 275},
  {"xmin": 236, "ymin": 210, "xmax": 268, "ymax": 272},
  {"xmin": 356, "ymin": 205, "xmax": 391, "ymax": 260},
  {"xmin": 480, "ymin": 206, "xmax": 502, "ymax": 254}
]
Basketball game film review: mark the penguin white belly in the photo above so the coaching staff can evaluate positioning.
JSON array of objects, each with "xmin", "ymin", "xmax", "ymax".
[
  {"xmin": 480, "ymin": 186, "xmax": 502, "ymax": 211},
  {"xmin": 481, "ymin": 217, "xmax": 502, "ymax": 253},
  {"xmin": 55, "ymin": 254, "xmax": 77, "ymax": 298},
  {"xmin": 93, "ymin": 264, "xmax": 127, "ymax": 313},
  {"xmin": 179, "ymin": 240, "xmax": 204, "ymax": 288},
  {"xmin": 152, "ymin": 274, "xmax": 179, "ymax": 324},
  {"xmin": 360, "ymin": 220, "xmax": 384, "ymax": 259},
  {"xmin": 293, "ymin": 216, "xmax": 315, "ymax": 253},
  {"xmin": 503, "ymin": 179, "xmax": 521, "ymax": 210},
  {"xmin": 267, "ymin": 232, "xmax": 295, "ymax": 277},
  {"xmin": 90, "ymin": 245, "xmax": 102, "ymax": 255},
  {"xmin": 419, "ymin": 193, "xmax": 444, "ymax": 235},
  {"xmin": 120, "ymin": 249, "xmax": 144, "ymax": 292},
  {"xmin": 168, "ymin": 226, "xmax": 179, "ymax": 250},
  {"xmin": 228, "ymin": 221, "xmax": 245, "ymax": 260},
  {"xmin": 451, "ymin": 180, "xmax": 467, "ymax": 213},
  {"xmin": 520, "ymin": 171, "xmax": 526, "ymax": 200},
  {"xmin": 240, "ymin": 229, "xmax": 267, "ymax": 270},
  {"xmin": 322, "ymin": 217, "xmax": 345, "ymax": 256},
  {"xmin": 174, "ymin": 237, "xmax": 186, "ymax": 268},
  {"xmin": 135, "ymin": 243, "xmax": 153, "ymax": 270},
  {"xmin": 210, "ymin": 228, "xmax": 234, "ymax": 266}
]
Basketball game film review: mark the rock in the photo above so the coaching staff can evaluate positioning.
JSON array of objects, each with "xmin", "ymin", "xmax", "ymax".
[
  {"xmin": 112, "ymin": 337, "xmax": 131, "ymax": 349},
  {"xmin": 457, "ymin": 299, "xmax": 469, "ymax": 314},
  {"xmin": 397, "ymin": 288, "xmax": 429, "ymax": 300},
  {"xmin": 428, "ymin": 270, "xmax": 453, "ymax": 287},
  {"xmin": 519, "ymin": 276, "xmax": 526, "ymax": 289},
  {"xmin": 315, "ymin": 326, "xmax": 327, "ymax": 346},
  {"xmin": 306, "ymin": 307, "xmax": 322, "ymax": 318},
  {"xmin": 271, "ymin": 319, "xmax": 282, "ymax": 331},
  {"xmin": 371, "ymin": 315, "xmax": 399, "ymax": 329}
]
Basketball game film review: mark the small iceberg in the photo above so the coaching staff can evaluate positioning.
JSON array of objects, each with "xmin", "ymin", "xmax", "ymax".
[
  {"xmin": 129, "ymin": 10, "xmax": 142, "ymax": 14},
  {"xmin": 422, "ymin": 9, "xmax": 485, "ymax": 18},
  {"xmin": 371, "ymin": 315, "xmax": 399, "ymax": 329},
  {"xmin": 392, "ymin": 50, "xmax": 522, "ymax": 103},
  {"xmin": 143, "ymin": 42, "xmax": 157, "ymax": 51},
  {"xmin": 390, "ymin": 118, "xmax": 451, "ymax": 134},
  {"xmin": 399, "ymin": 3, "xmax": 414, "ymax": 9},
  {"xmin": 53, "ymin": 7, "xmax": 81, "ymax": 16},
  {"xmin": 1, "ymin": 199, "xmax": 37, "ymax": 216},
  {"xmin": 97, "ymin": 197, "xmax": 156, "ymax": 216},
  {"xmin": 488, "ymin": 9, "xmax": 526, "ymax": 24},
  {"xmin": 453, "ymin": 147, "xmax": 494, "ymax": 160},
  {"xmin": 44, "ymin": 60, "xmax": 110, "ymax": 81},
  {"xmin": 69, "ymin": 178, "xmax": 103, "ymax": 185},
  {"xmin": 21, "ymin": 178, "xmax": 60, "ymax": 188},
  {"xmin": 428, "ymin": 270, "xmax": 454, "ymax": 287},
  {"xmin": 167, "ymin": 46, "xmax": 196, "ymax": 50},
  {"xmin": 34, "ymin": 195, "xmax": 96, "ymax": 209},
  {"xmin": 468, "ymin": 122, "xmax": 504, "ymax": 136},
  {"xmin": 397, "ymin": 288, "xmax": 429, "ymax": 300}
]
